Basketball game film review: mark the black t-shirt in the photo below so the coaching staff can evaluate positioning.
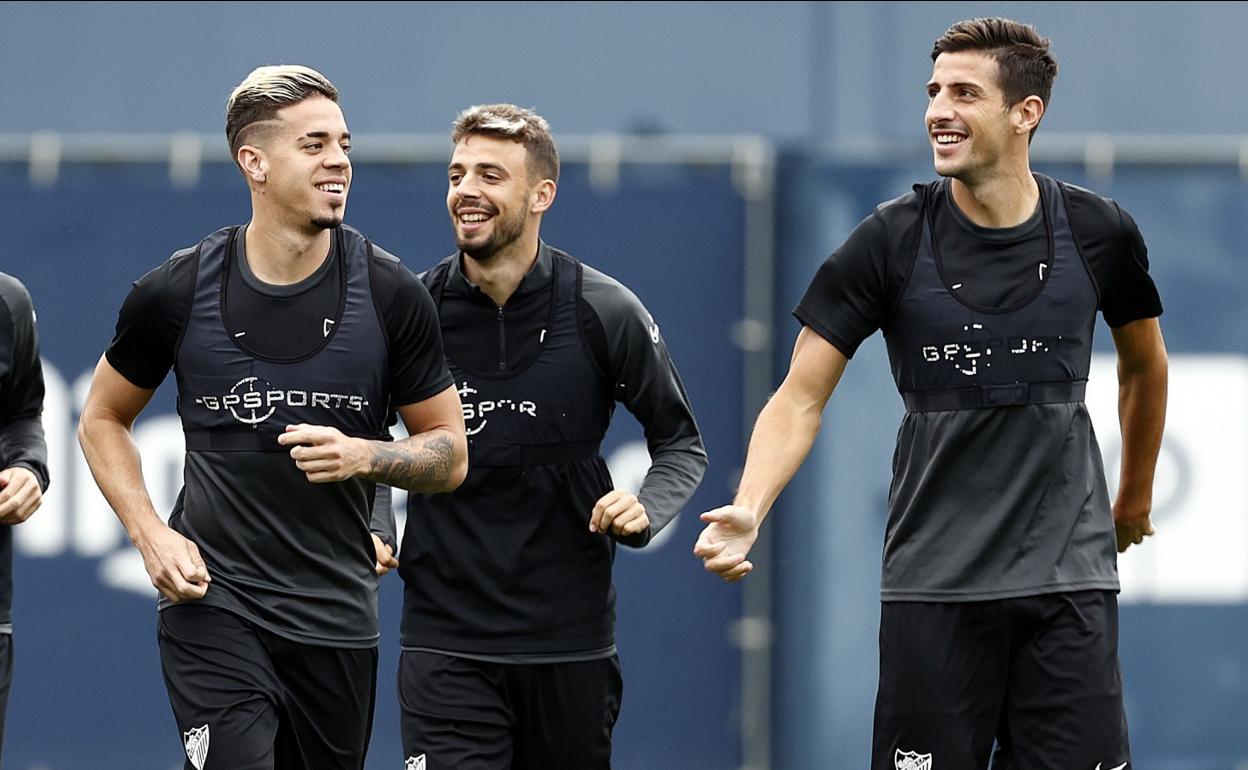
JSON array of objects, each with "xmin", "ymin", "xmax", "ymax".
[
  {"xmin": 225, "ymin": 224, "xmax": 344, "ymax": 360},
  {"xmin": 108, "ymin": 227, "xmax": 447, "ymax": 406},
  {"xmin": 798, "ymin": 179, "xmax": 1162, "ymax": 360},
  {"xmin": 105, "ymin": 226, "xmax": 453, "ymax": 646},
  {"xmin": 795, "ymin": 176, "xmax": 1163, "ymax": 601}
]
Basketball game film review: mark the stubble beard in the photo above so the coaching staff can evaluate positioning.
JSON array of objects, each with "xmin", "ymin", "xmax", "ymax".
[{"xmin": 457, "ymin": 208, "xmax": 526, "ymax": 262}]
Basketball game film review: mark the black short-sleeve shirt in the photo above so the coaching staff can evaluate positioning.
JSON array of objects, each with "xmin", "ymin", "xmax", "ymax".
[{"xmin": 105, "ymin": 226, "xmax": 452, "ymax": 646}]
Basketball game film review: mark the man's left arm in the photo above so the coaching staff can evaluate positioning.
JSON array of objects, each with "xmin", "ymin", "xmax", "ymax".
[
  {"xmin": 584, "ymin": 276, "xmax": 707, "ymax": 547},
  {"xmin": 1110, "ymin": 316, "xmax": 1168, "ymax": 553},
  {"xmin": 277, "ymin": 388, "xmax": 466, "ymax": 575},
  {"xmin": 279, "ymin": 254, "xmax": 467, "ymax": 547},
  {"xmin": 0, "ymin": 277, "xmax": 48, "ymax": 526},
  {"xmin": 279, "ymin": 385, "xmax": 468, "ymax": 494},
  {"xmin": 367, "ymin": 388, "xmax": 468, "ymax": 492}
]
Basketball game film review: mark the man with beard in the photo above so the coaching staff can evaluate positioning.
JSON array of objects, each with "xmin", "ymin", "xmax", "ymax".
[
  {"xmin": 695, "ymin": 17, "xmax": 1167, "ymax": 770},
  {"xmin": 78, "ymin": 65, "xmax": 467, "ymax": 770},
  {"xmin": 398, "ymin": 104, "xmax": 707, "ymax": 769}
]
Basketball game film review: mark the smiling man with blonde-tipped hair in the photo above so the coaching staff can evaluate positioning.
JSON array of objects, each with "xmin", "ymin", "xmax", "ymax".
[{"xmin": 78, "ymin": 64, "xmax": 467, "ymax": 770}]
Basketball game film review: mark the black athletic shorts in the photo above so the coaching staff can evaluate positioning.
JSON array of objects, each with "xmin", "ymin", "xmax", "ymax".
[
  {"xmin": 0, "ymin": 633, "xmax": 11, "ymax": 761},
  {"xmin": 158, "ymin": 604, "xmax": 378, "ymax": 770},
  {"xmin": 873, "ymin": 590, "xmax": 1131, "ymax": 770},
  {"xmin": 398, "ymin": 650, "xmax": 623, "ymax": 770}
]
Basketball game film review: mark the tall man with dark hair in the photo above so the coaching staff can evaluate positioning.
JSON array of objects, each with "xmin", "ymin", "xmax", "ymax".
[
  {"xmin": 0, "ymin": 272, "xmax": 48, "ymax": 763},
  {"xmin": 399, "ymin": 104, "xmax": 707, "ymax": 770},
  {"xmin": 78, "ymin": 65, "xmax": 467, "ymax": 770},
  {"xmin": 696, "ymin": 18, "xmax": 1167, "ymax": 770}
]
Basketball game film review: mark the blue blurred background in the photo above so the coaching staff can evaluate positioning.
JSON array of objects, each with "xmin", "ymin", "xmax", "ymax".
[{"xmin": 1, "ymin": 3, "xmax": 1246, "ymax": 768}]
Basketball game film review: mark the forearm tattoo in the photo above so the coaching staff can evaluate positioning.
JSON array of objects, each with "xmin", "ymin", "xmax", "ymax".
[{"xmin": 368, "ymin": 433, "xmax": 454, "ymax": 490}]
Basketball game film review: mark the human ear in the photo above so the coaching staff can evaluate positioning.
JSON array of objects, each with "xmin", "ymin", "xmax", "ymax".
[
  {"xmin": 1014, "ymin": 95, "xmax": 1045, "ymax": 135},
  {"xmin": 237, "ymin": 146, "xmax": 268, "ymax": 184},
  {"xmin": 531, "ymin": 179, "xmax": 557, "ymax": 214}
]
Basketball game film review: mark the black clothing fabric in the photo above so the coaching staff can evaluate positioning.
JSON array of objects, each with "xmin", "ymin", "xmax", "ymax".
[
  {"xmin": 401, "ymin": 242, "xmax": 706, "ymax": 658},
  {"xmin": 873, "ymin": 592, "xmax": 1130, "ymax": 770},
  {"xmin": 0, "ymin": 273, "xmax": 48, "ymax": 633},
  {"xmin": 106, "ymin": 225, "xmax": 452, "ymax": 646},
  {"xmin": 795, "ymin": 175, "xmax": 1157, "ymax": 602},
  {"xmin": 796, "ymin": 176, "xmax": 1162, "ymax": 361},
  {"xmin": 798, "ymin": 174, "xmax": 1153, "ymax": 767},
  {"xmin": 0, "ymin": 634, "xmax": 10, "ymax": 762},
  {"xmin": 159, "ymin": 605, "xmax": 378, "ymax": 770},
  {"xmin": 874, "ymin": 174, "xmax": 1116, "ymax": 600},
  {"xmin": 398, "ymin": 650, "xmax": 621, "ymax": 770},
  {"xmin": 176, "ymin": 226, "xmax": 391, "ymax": 449},
  {"xmin": 888, "ymin": 174, "xmax": 1097, "ymax": 405},
  {"xmin": 107, "ymin": 227, "xmax": 446, "ymax": 408},
  {"xmin": 225, "ymin": 224, "xmax": 345, "ymax": 360}
]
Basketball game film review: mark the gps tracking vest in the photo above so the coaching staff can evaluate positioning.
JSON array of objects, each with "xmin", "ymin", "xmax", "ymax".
[
  {"xmin": 175, "ymin": 226, "xmax": 391, "ymax": 451},
  {"xmin": 885, "ymin": 174, "xmax": 1099, "ymax": 412},
  {"xmin": 431, "ymin": 250, "xmax": 612, "ymax": 468}
]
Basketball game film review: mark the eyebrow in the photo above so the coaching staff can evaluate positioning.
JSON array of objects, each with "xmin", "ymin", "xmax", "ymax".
[
  {"xmin": 448, "ymin": 161, "xmax": 509, "ymax": 174},
  {"xmin": 928, "ymin": 80, "xmax": 983, "ymax": 92},
  {"xmin": 300, "ymin": 130, "xmax": 351, "ymax": 141}
]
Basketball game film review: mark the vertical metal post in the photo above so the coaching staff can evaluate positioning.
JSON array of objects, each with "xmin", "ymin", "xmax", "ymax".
[{"xmin": 732, "ymin": 136, "xmax": 777, "ymax": 770}]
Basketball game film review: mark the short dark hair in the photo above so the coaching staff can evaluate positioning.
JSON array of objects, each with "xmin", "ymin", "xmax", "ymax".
[
  {"xmin": 451, "ymin": 104, "xmax": 560, "ymax": 184},
  {"xmin": 932, "ymin": 18, "xmax": 1058, "ymax": 113},
  {"xmin": 225, "ymin": 65, "xmax": 339, "ymax": 166}
]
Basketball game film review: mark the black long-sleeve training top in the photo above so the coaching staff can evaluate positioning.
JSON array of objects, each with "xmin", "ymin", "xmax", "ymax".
[{"xmin": 401, "ymin": 242, "xmax": 707, "ymax": 659}]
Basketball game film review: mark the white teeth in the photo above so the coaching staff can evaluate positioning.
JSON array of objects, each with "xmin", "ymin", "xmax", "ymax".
[
  {"xmin": 460, "ymin": 213, "xmax": 488, "ymax": 223},
  {"xmin": 317, "ymin": 183, "xmax": 344, "ymax": 193},
  {"xmin": 936, "ymin": 135, "xmax": 964, "ymax": 145}
]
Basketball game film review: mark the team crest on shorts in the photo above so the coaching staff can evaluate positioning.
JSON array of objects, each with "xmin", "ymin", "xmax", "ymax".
[
  {"xmin": 895, "ymin": 748, "xmax": 932, "ymax": 770},
  {"xmin": 183, "ymin": 724, "xmax": 210, "ymax": 770},
  {"xmin": 405, "ymin": 755, "xmax": 427, "ymax": 770}
]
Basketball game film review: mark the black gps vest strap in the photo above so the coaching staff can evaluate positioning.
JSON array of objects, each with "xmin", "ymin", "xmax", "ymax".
[{"xmin": 902, "ymin": 380, "xmax": 1087, "ymax": 413}]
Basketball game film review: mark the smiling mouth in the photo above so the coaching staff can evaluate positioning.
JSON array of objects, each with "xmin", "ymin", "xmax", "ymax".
[
  {"xmin": 459, "ymin": 213, "xmax": 490, "ymax": 223},
  {"xmin": 316, "ymin": 183, "xmax": 345, "ymax": 193}
]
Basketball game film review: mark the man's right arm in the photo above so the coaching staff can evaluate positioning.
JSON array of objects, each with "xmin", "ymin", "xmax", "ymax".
[
  {"xmin": 78, "ymin": 358, "xmax": 210, "ymax": 602},
  {"xmin": 693, "ymin": 327, "xmax": 848, "ymax": 581},
  {"xmin": 692, "ymin": 198, "xmax": 907, "ymax": 582}
]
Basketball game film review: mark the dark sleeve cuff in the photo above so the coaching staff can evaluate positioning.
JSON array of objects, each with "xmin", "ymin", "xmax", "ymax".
[
  {"xmin": 8, "ymin": 461, "xmax": 49, "ymax": 492},
  {"xmin": 371, "ymin": 531, "xmax": 397, "ymax": 552},
  {"xmin": 1104, "ymin": 306, "xmax": 1164, "ymax": 329},
  {"xmin": 792, "ymin": 308, "xmax": 858, "ymax": 359},
  {"xmin": 614, "ymin": 526, "xmax": 652, "ymax": 549}
]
